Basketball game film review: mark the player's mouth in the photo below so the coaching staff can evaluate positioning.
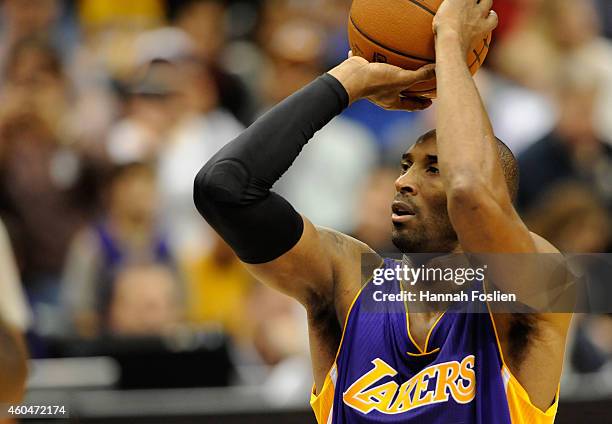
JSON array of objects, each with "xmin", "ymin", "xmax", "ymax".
[{"xmin": 391, "ymin": 201, "xmax": 416, "ymax": 223}]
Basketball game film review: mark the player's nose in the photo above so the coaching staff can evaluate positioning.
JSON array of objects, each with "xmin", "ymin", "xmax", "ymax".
[{"xmin": 394, "ymin": 172, "xmax": 418, "ymax": 196}]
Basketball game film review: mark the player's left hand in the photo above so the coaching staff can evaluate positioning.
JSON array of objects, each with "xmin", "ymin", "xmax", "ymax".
[
  {"xmin": 433, "ymin": 0, "xmax": 498, "ymax": 53},
  {"xmin": 328, "ymin": 52, "xmax": 435, "ymax": 111}
]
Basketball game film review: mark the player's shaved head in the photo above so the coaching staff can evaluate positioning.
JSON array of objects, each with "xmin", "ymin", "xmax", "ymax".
[
  {"xmin": 417, "ymin": 129, "xmax": 519, "ymax": 203},
  {"xmin": 0, "ymin": 322, "xmax": 28, "ymax": 403}
]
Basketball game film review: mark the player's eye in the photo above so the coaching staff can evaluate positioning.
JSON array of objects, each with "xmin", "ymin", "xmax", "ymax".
[
  {"xmin": 426, "ymin": 166, "xmax": 439, "ymax": 174},
  {"xmin": 399, "ymin": 162, "xmax": 411, "ymax": 174}
]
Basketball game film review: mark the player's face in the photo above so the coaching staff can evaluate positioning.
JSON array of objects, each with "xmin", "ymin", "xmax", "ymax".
[{"xmin": 391, "ymin": 136, "xmax": 458, "ymax": 253}]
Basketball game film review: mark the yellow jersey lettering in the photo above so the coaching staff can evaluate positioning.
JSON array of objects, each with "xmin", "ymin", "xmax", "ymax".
[
  {"xmin": 388, "ymin": 375, "xmax": 417, "ymax": 412},
  {"xmin": 343, "ymin": 355, "xmax": 477, "ymax": 415},
  {"xmin": 411, "ymin": 367, "xmax": 436, "ymax": 408},
  {"xmin": 455, "ymin": 355, "xmax": 476, "ymax": 403},
  {"xmin": 343, "ymin": 358, "xmax": 397, "ymax": 413},
  {"xmin": 432, "ymin": 361, "xmax": 460, "ymax": 402}
]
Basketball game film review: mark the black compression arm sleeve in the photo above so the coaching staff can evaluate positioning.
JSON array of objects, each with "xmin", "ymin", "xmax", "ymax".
[{"xmin": 193, "ymin": 73, "xmax": 349, "ymax": 263}]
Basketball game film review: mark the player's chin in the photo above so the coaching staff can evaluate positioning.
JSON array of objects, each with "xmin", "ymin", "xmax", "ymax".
[
  {"xmin": 391, "ymin": 224, "xmax": 411, "ymax": 243},
  {"xmin": 391, "ymin": 229, "xmax": 414, "ymax": 254}
]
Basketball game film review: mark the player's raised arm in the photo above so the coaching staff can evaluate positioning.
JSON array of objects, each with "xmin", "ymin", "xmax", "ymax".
[
  {"xmin": 432, "ymin": 0, "xmax": 535, "ymax": 254},
  {"xmin": 432, "ymin": 1, "xmax": 574, "ymax": 311},
  {"xmin": 193, "ymin": 62, "xmax": 434, "ymax": 306}
]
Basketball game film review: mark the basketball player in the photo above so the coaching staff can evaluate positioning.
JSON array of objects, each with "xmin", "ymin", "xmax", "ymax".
[{"xmin": 194, "ymin": 0, "xmax": 571, "ymax": 422}]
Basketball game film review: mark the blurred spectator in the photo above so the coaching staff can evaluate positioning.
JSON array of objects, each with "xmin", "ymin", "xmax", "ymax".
[
  {"xmin": 493, "ymin": 0, "xmax": 612, "ymax": 144},
  {"xmin": 66, "ymin": 0, "xmax": 164, "ymax": 155},
  {"xmin": 183, "ymin": 235, "xmax": 254, "ymax": 341},
  {"xmin": 0, "ymin": 0, "xmax": 67, "ymax": 71},
  {"xmin": 168, "ymin": 0, "xmax": 254, "ymax": 124},
  {"xmin": 524, "ymin": 183, "xmax": 611, "ymax": 254},
  {"xmin": 107, "ymin": 59, "xmax": 182, "ymax": 163},
  {"xmin": 0, "ymin": 110, "xmax": 85, "ymax": 309},
  {"xmin": 107, "ymin": 263, "xmax": 183, "ymax": 336},
  {"xmin": 476, "ymin": 69, "xmax": 556, "ymax": 155},
  {"xmin": 107, "ymin": 57, "xmax": 243, "ymax": 255},
  {"xmin": 493, "ymin": 0, "xmax": 595, "ymax": 90},
  {"xmin": 523, "ymin": 182, "xmax": 612, "ymax": 374},
  {"xmin": 0, "ymin": 218, "xmax": 32, "ymax": 333},
  {"xmin": 241, "ymin": 281, "xmax": 311, "ymax": 403},
  {"xmin": 66, "ymin": 0, "xmax": 166, "ymax": 148},
  {"xmin": 61, "ymin": 162, "xmax": 174, "ymax": 338},
  {"xmin": 0, "ymin": 37, "xmax": 71, "ymax": 141},
  {"xmin": 570, "ymin": 314, "xmax": 612, "ymax": 374},
  {"xmin": 166, "ymin": 0, "xmax": 225, "ymax": 62},
  {"xmin": 154, "ymin": 58, "xmax": 243, "ymax": 255},
  {"xmin": 246, "ymin": 282, "xmax": 308, "ymax": 367},
  {"xmin": 517, "ymin": 64, "xmax": 612, "ymax": 214},
  {"xmin": 0, "ymin": 321, "xmax": 28, "ymax": 406},
  {"xmin": 264, "ymin": 20, "xmax": 377, "ymax": 233},
  {"xmin": 259, "ymin": 19, "xmax": 326, "ymax": 105}
]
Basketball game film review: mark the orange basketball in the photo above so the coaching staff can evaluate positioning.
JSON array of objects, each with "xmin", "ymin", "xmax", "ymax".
[{"xmin": 347, "ymin": 0, "xmax": 492, "ymax": 98}]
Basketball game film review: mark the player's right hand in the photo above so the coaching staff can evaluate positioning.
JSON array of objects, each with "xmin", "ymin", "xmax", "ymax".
[
  {"xmin": 433, "ymin": 0, "xmax": 498, "ymax": 53},
  {"xmin": 327, "ymin": 54, "xmax": 435, "ymax": 111}
]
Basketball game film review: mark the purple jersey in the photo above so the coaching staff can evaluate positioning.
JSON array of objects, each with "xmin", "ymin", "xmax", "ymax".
[{"xmin": 311, "ymin": 259, "xmax": 559, "ymax": 424}]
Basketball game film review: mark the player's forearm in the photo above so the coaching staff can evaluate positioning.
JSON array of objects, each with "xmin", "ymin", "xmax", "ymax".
[
  {"xmin": 434, "ymin": 31, "xmax": 505, "ymax": 198},
  {"xmin": 193, "ymin": 74, "xmax": 349, "ymax": 264}
]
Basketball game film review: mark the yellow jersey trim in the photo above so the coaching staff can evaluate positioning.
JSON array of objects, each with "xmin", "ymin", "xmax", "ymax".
[
  {"xmin": 485, "ymin": 298, "xmax": 559, "ymax": 423},
  {"xmin": 402, "ymin": 278, "xmax": 446, "ymax": 354},
  {"xmin": 406, "ymin": 347, "xmax": 440, "ymax": 357}
]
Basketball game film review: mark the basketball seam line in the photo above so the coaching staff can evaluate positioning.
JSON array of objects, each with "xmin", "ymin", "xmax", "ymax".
[
  {"xmin": 372, "ymin": 37, "xmax": 490, "ymax": 91},
  {"xmin": 472, "ymin": 49, "xmax": 481, "ymax": 64},
  {"xmin": 468, "ymin": 43, "xmax": 487, "ymax": 69},
  {"xmin": 405, "ymin": 0, "xmax": 435, "ymax": 16},
  {"xmin": 350, "ymin": 16, "xmax": 435, "ymax": 63},
  {"xmin": 468, "ymin": 38, "xmax": 489, "ymax": 68}
]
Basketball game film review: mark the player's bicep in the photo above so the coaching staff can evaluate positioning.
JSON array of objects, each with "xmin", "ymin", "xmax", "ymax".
[{"xmin": 244, "ymin": 216, "xmax": 372, "ymax": 306}]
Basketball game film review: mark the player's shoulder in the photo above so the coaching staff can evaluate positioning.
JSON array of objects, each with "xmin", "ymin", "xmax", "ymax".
[
  {"xmin": 315, "ymin": 225, "xmax": 383, "ymax": 287},
  {"xmin": 314, "ymin": 225, "xmax": 383, "ymax": 317},
  {"xmin": 316, "ymin": 225, "xmax": 379, "ymax": 258}
]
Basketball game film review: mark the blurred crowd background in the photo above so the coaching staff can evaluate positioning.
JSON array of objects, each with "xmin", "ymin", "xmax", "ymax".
[{"xmin": 0, "ymin": 0, "xmax": 611, "ymax": 415}]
